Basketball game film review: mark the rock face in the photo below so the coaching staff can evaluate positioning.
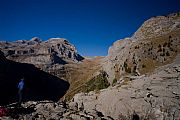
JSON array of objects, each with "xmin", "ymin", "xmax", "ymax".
[
  {"xmin": 0, "ymin": 37, "xmax": 84, "ymax": 67},
  {"xmin": 103, "ymin": 12, "xmax": 180, "ymax": 83},
  {"xmin": 132, "ymin": 13, "xmax": 180, "ymax": 41}
]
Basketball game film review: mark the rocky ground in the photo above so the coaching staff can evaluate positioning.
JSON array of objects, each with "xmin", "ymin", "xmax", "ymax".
[
  {"xmin": 70, "ymin": 55, "xmax": 180, "ymax": 120},
  {"xmin": 1, "ymin": 56, "xmax": 179, "ymax": 120},
  {"xmin": 0, "ymin": 100, "xmax": 114, "ymax": 120}
]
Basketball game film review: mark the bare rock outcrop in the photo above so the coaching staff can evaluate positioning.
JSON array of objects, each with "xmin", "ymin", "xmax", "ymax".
[
  {"xmin": 0, "ymin": 100, "xmax": 110, "ymax": 120},
  {"xmin": 71, "ymin": 56, "xmax": 180, "ymax": 119},
  {"xmin": 103, "ymin": 12, "xmax": 180, "ymax": 83},
  {"xmin": 132, "ymin": 12, "xmax": 180, "ymax": 41}
]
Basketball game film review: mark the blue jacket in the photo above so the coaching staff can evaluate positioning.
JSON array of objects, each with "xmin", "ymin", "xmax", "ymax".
[{"xmin": 18, "ymin": 80, "xmax": 24, "ymax": 91}]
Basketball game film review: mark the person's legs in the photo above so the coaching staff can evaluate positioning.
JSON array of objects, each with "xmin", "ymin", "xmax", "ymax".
[{"xmin": 18, "ymin": 90, "xmax": 22, "ymax": 103}]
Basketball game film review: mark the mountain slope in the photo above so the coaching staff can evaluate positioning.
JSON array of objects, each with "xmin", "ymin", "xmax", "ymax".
[
  {"xmin": 69, "ymin": 12, "xmax": 180, "ymax": 119},
  {"xmin": 0, "ymin": 37, "xmax": 84, "ymax": 67},
  {"xmin": 72, "ymin": 55, "xmax": 180, "ymax": 119},
  {"xmin": 0, "ymin": 50, "xmax": 69, "ymax": 106},
  {"xmin": 103, "ymin": 12, "xmax": 180, "ymax": 83}
]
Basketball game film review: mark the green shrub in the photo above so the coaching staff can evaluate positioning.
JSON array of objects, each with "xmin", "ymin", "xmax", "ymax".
[
  {"xmin": 85, "ymin": 71, "xmax": 110, "ymax": 92},
  {"xmin": 112, "ymin": 78, "xmax": 117, "ymax": 86},
  {"xmin": 160, "ymin": 53, "xmax": 165, "ymax": 56},
  {"xmin": 166, "ymin": 51, "xmax": 170, "ymax": 56},
  {"xmin": 163, "ymin": 48, "xmax": 165, "ymax": 53},
  {"xmin": 124, "ymin": 61, "xmax": 131, "ymax": 73},
  {"xmin": 142, "ymin": 64, "xmax": 146, "ymax": 68},
  {"xmin": 169, "ymin": 35, "xmax": 172, "ymax": 39},
  {"xmin": 169, "ymin": 47, "xmax": 174, "ymax": 51},
  {"xmin": 163, "ymin": 42, "xmax": 167, "ymax": 47},
  {"xmin": 133, "ymin": 66, "xmax": 137, "ymax": 73},
  {"xmin": 167, "ymin": 42, "xmax": 171, "ymax": 47},
  {"xmin": 125, "ymin": 67, "xmax": 131, "ymax": 73},
  {"xmin": 135, "ymin": 46, "xmax": 139, "ymax": 49},
  {"xmin": 157, "ymin": 47, "xmax": 162, "ymax": 52},
  {"xmin": 123, "ymin": 62, "xmax": 127, "ymax": 68}
]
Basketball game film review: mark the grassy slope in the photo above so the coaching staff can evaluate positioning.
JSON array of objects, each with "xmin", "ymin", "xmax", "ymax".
[{"xmin": 62, "ymin": 57, "xmax": 104, "ymax": 100}]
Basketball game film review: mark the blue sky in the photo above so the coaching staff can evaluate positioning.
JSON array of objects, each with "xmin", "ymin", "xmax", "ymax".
[{"xmin": 0, "ymin": 0, "xmax": 179, "ymax": 56}]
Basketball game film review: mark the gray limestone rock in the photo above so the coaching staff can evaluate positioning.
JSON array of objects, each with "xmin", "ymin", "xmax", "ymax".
[
  {"xmin": 0, "ymin": 37, "xmax": 84, "ymax": 66},
  {"xmin": 71, "ymin": 59, "xmax": 180, "ymax": 119}
]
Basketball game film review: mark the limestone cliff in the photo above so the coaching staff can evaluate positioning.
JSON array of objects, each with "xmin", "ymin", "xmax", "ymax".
[
  {"xmin": 103, "ymin": 12, "xmax": 180, "ymax": 83},
  {"xmin": 0, "ymin": 37, "xmax": 84, "ymax": 67},
  {"xmin": 132, "ymin": 12, "xmax": 180, "ymax": 41}
]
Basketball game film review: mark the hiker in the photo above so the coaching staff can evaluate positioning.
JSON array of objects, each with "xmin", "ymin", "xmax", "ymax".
[{"xmin": 17, "ymin": 78, "xmax": 25, "ymax": 103}]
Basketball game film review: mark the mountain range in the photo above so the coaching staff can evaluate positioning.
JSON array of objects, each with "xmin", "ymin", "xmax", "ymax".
[{"xmin": 0, "ymin": 12, "xmax": 180, "ymax": 119}]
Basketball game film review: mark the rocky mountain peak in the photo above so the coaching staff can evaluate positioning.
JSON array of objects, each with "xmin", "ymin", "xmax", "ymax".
[
  {"xmin": 108, "ymin": 38, "xmax": 132, "ymax": 58},
  {"xmin": 0, "ymin": 37, "xmax": 84, "ymax": 67},
  {"xmin": 48, "ymin": 37, "xmax": 66, "ymax": 42},
  {"xmin": 132, "ymin": 12, "xmax": 180, "ymax": 41},
  {"xmin": 30, "ymin": 37, "xmax": 42, "ymax": 42}
]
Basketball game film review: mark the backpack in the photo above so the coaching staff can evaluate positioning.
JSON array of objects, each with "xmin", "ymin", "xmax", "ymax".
[{"xmin": 0, "ymin": 107, "xmax": 9, "ymax": 117}]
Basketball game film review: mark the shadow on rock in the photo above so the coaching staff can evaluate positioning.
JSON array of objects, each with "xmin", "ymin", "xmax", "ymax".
[
  {"xmin": 7, "ymin": 105, "xmax": 36, "ymax": 119},
  {"xmin": 0, "ymin": 58, "xmax": 70, "ymax": 106}
]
